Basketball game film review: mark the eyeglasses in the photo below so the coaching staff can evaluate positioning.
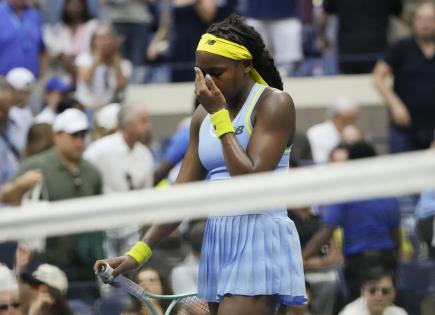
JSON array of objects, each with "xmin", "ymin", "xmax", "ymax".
[
  {"xmin": 368, "ymin": 286, "xmax": 392, "ymax": 296},
  {"xmin": 0, "ymin": 302, "xmax": 21, "ymax": 311}
]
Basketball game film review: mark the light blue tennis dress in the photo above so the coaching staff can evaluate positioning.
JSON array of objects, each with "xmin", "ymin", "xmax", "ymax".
[{"xmin": 197, "ymin": 83, "xmax": 307, "ymax": 306}]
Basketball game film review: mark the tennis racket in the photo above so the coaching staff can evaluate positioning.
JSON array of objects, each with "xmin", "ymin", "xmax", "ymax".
[{"xmin": 98, "ymin": 263, "xmax": 210, "ymax": 315}]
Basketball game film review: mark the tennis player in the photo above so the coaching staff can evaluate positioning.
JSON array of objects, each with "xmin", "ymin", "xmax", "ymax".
[{"xmin": 95, "ymin": 14, "xmax": 306, "ymax": 315}]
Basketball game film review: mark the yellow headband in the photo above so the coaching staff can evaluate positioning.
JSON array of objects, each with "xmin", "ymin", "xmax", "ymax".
[{"xmin": 196, "ymin": 33, "xmax": 268, "ymax": 86}]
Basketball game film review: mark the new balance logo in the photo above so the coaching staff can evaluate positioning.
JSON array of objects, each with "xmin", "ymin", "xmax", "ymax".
[{"xmin": 234, "ymin": 125, "xmax": 244, "ymax": 135}]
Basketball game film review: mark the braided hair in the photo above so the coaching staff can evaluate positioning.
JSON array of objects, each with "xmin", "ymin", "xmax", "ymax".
[{"xmin": 207, "ymin": 14, "xmax": 283, "ymax": 90}]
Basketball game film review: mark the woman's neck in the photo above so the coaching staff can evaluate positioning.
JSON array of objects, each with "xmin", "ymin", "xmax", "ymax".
[{"xmin": 227, "ymin": 80, "xmax": 255, "ymax": 117}]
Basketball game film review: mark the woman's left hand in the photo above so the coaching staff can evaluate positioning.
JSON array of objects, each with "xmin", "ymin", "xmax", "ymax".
[{"xmin": 194, "ymin": 67, "xmax": 227, "ymax": 114}]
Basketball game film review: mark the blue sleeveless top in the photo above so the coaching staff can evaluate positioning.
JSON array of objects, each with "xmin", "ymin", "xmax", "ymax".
[{"xmin": 198, "ymin": 83, "xmax": 291, "ymax": 215}]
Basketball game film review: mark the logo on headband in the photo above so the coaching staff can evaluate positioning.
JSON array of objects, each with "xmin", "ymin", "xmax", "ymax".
[{"xmin": 207, "ymin": 40, "xmax": 216, "ymax": 45}]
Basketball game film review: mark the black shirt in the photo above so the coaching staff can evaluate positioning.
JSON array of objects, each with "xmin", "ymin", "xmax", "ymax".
[
  {"xmin": 324, "ymin": 0, "xmax": 402, "ymax": 54},
  {"xmin": 383, "ymin": 37, "xmax": 435, "ymax": 129}
]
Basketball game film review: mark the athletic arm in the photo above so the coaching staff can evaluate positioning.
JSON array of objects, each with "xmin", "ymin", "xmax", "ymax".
[
  {"xmin": 372, "ymin": 60, "xmax": 411, "ymax": 127},
  {"xmin": 302, "ymin": 225, "xmax": 334, "ymax": 260},
  {"xmin": 142, "ymin": 107, "xmax": 208, "ymax": 248},
  {"xmin": 220, "ymin": 90, "xmax": 294, "ymax": 176}
]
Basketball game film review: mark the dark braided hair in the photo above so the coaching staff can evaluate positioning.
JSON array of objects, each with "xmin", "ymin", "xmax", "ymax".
[{"xmin": 207, "ymin": 14, "xmax": 283, "ymax": 90}]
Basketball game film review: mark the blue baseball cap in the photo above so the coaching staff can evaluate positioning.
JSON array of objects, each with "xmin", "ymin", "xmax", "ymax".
[{"xmin": 45, "ymin": 76, "xmax": 73, "ymax": 93}]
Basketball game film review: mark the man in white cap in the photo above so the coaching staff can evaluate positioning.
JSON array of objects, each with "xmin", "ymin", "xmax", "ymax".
[
  {"xmin": 7, "ymin": 108, "xmax": 103, "ymax": 302},
  {"xmin": 306, "ymin": 96, "xmax": 359, "ymax": 164},
  {"xmin": 0, "ymin": 264, "xmax": 21, "ymax": 315}
]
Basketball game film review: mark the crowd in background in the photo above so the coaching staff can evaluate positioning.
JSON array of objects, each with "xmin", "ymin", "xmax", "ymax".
[{"xmin": 0, "ymin": 0, "xmax": 434, "ymax": 314}]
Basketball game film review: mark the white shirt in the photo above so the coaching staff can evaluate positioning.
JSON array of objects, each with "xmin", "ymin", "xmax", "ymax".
[
  {"xmin": 75, "ymin": 53, "xmax": 132, "ymax": 109},
  {"xmin": 170, "ymin": 253, "xmax": 199, "ymax": 294},
  {"xmin": 306, "ymin": 120, "xmax": 341, "ymax": 164},
  {"xmin": 84, "ymin": 132, "xmax": 154, "ymax": 193},
  {"xmin": 35, "ymin": 107, "xmax": 56, "ymax": 124},
  {"xmin": 339, "ymin": 297, "xmax": 408, "ymax": 315},
  {"xmin": 44, "ymin": 20, "xmax": 98, "ymax": 58}
]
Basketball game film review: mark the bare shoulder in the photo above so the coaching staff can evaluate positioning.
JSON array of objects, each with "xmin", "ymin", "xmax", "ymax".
[{"xmin": 255, "ymin": 87, "xmax": 295, "ymax": 119}]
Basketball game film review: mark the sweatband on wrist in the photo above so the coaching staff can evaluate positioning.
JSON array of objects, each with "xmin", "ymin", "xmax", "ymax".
[
  {"xmin": 211, "ymin": 109, "xmax": 234, "ymax": 138},
  {"xmin": 125, "ymin": 241, "xmax": 152, "ymax": 268}
]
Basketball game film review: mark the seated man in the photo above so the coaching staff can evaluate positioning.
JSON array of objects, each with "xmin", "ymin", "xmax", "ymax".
[{"xmin": 339, "ymin": 268, "xmax": 407, "ymax": 315}]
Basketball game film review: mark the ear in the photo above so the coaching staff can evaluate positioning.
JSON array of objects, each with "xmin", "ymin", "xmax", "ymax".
[{"xmin": 242, "ymin": 59, "xmax": 253, "ymax": 74}]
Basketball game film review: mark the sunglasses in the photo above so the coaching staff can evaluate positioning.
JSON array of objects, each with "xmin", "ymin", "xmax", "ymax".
[
  {"xmin": 0, "ymin": 302, "xmax": 21, "ymax": 311},
  {"xmin": 368, "ymin": 286, "xmax": 392, "ymax": 296}
]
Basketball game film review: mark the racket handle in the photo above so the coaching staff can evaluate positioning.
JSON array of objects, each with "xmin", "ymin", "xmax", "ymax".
[{"xmin": 98, "ymin": 263, "xmax": 145, "ymax": 300}]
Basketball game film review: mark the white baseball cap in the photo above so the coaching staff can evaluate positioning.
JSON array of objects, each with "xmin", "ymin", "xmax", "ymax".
[
  {"xmin": 5, "ymin": 67, "xmax": 35, "ymax": 91},
  {"xmin": 32, "ymin": 264, "xmax": 68, "ymax": 295},
  {"xmin": 0, "ymin": 264, "xmax": 18, "ymax": 292},
  {"xmin": 95, "ymin": 103, "xmax": 121, "ymax": 131},
  {"xmin": 53, "ymin": 108, "xmax": 89, "ymax": 134}
]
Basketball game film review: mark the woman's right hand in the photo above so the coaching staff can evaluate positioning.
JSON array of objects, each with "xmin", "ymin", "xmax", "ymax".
[{"xmin": 94, "ymin": 255, "xmax": 138, "ymax": 281}]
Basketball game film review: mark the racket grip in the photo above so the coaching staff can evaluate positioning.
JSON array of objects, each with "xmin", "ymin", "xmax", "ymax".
[{"xmin": 98, "ymin": 263, "xmax": 145, "ymax": 300}]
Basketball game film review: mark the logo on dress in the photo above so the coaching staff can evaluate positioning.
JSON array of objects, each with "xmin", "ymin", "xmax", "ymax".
[{"xmin": 234, "ymin": 125, "xmax": 244, "ymax": 135}]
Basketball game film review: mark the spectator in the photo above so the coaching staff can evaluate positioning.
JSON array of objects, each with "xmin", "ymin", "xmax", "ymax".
[
  {"xmin": 307, "ymin": 97, "xmax": 359, "ymax": 164},
  {"xmin": 148, "ymin": 0, "xmax": 218, "ymax": 82},
  {"xmin": 170, "ymin": 221, "xmax": 206, "ymax": 294},
  {"xmin": 75, "ymin": 23, "xmax": 131, "ymax": 110},
  {"xmin": 319, "ymin": 0, "xmax": 403, "ymax": 74},
  {"xmin": 303, "ymin": 141, "xmax": 401, "ymax": 302},
  {"xmin": 8, "ymin": 109, "xmax": 103, "ymax": 302},
  {"xmin": 0, "ymin": 0, "xmax": 46, "ymax": 78},
  {"xmin": 416, "ymin": 189, "xmax": 435, "ymax": 260},
  {"xmin": 34, "ymin": 76, "xmax": 73, "ymax": 124},
  {"xmin": 19, "ymin": 264, "xmax": 74, "ymax": 315},
  {"xmin": 100, "ymin": 0, "xmax": 154, "ymax": 83},
  {"xmin": 84, "ymin": 102, "xmax": 153, "ymax": 257},
  {"xmin": 289, "ymin": 207, "xmax": 342, "ymax": 315},
  {"xmin": 5, "ymin": 68, "xmax": 35, "ymax": 128},
  {"xmin": 0, "ymin": 264, "xmax": 21, "ymax": 315},
  {"xmin": 339, "ymin": 268, "xmax": 407, "ymax": 315},
  {"xmin": 0, "ymin": 78, "xmax": 29, "ymax": 187},
  {"xmin": 85, "ymin": 101, "xmax": 153, "ymax": 193},
  {"xmin": 372, "ymin": 1, "xmax": 435, "ymax": 153},
  {"xmin": 240, "ymin": 0, "xmax": 303, "ymax": 75},
  {"xmin": 122, "ymin": 267, "xmax": 172, "ymax": 315},
  {"xmin": 44, "ymin": 0, "xmax": 98, "ymax": 81}
]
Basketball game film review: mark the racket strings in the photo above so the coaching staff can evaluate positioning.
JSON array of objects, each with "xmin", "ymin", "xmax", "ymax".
[{"xmin": 172, "ymin": 296, "xmax": 210, "ymax": 315}]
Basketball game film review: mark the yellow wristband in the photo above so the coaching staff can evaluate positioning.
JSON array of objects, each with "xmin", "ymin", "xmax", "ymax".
[
  {"xmin": 211, "ymin": 109, "xmax": 234, "ymax": 138},
  {"xmin": 125, "ymin": 241, "xmax": 152, "ymax": 268}
]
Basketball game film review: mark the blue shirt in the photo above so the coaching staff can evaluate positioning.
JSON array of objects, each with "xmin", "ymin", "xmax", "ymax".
[
  {"xmin": 416, "ymin": 190, "xmax": 435, "ymax": 219},
  {"xmin": 0, "ymin": 109, "xmax": 32, "ymax": 187},
  {"xmin": 0, "ymin": 2, "xmax": 45, "ymax": 77},
  {"xmin": 163, "ymin": 126, "xmax": 189, "ymax": 165},
  {"xmin": 322, "ymin": 198, "xmax": 400, "ymax": 255},
  {"xmin": 239, "ymin": 0, "xmax": 296, "ymax": 20}
]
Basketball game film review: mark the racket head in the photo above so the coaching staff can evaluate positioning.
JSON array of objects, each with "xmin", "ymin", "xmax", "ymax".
[{"xmin": 165, "ymin": 294, "xmax": 210, "ymax": 315}]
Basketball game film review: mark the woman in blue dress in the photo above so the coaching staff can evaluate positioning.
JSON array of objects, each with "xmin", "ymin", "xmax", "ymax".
[{"xmin": 95, "ymin": 14, "xmax": 306, "ymax": 315}]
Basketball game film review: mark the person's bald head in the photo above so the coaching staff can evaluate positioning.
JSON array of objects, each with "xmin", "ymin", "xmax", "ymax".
[
  {"xmin": 413, "ymin": 1, "xmax": 435, "ymax": 40},
  {"xmin": 119, "ymin": 102, "xmax": 152, "ymax": 145}
]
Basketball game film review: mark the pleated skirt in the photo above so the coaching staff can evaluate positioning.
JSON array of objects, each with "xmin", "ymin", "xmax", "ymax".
[{"xmin": 198, "ymin": 212, "xmax": 307, "ymax": 306}]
